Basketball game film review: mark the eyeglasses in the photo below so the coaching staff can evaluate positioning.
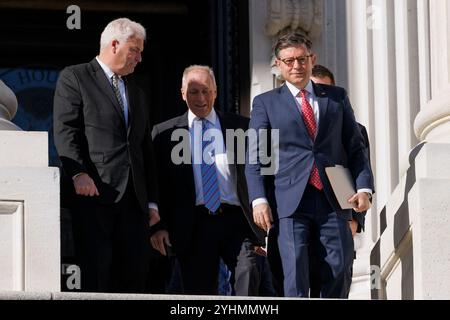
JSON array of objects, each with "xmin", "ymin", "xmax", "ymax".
[{"xmin": 279, "ymin": 55, "xmax": 313, "ymax": 67}]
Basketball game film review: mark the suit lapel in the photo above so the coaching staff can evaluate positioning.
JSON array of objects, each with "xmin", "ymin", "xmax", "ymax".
[
  {"xmin": 217, "ymin": 111, "xmax": 245, "ymax": 212},
  {"xmin": 312, "ymin": 82, "xmax": 330, "ymax": 142},
  {"xmin": 174, "ymin": 113, "xmax": 196, "ymax": 203},
  {"xmin": 174, "ymin": 111, "xmax": 189, "ymax": 128},
  {"xmin": 89, "ymin": 59, "xmax": 126, "ymax": 124},
  {"xmin": 279, "ymin": 84, "xmax": 311, "ymax": 141},
  {"xmin": 124, "ymin": 77, "xmax": 134, "ymax": 136},
  {"xmin": 216, "ymin": 110, "xmax": 244, "ymax": 199},
  {"xmin": 216, "ymin": 110, "xmax": 238, "ymax": 164},
  {"xmin": 279, "ymin": 85, "xmax": 302, "ymax": 126},
  {"xmin": 216, "ymin": 110, "xmax": 233, "ymax": 138}
]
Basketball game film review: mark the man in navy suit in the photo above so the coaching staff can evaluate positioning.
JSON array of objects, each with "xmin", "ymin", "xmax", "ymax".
[{"xmin": 245, "ymin": 32, "xmax": 374, "ymax": 298}]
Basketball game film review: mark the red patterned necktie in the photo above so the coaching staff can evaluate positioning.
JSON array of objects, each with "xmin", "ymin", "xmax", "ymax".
[{"xmin": 300, "ymin": 89, "xmax": 323, "ymax": 190}]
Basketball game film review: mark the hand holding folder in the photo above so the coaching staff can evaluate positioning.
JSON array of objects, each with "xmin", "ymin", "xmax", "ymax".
[{"xmin": 325, "ymin": 165, "xmax": 357, "ymax": 209}]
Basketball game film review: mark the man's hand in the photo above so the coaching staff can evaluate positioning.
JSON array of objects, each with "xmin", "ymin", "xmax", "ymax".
[
  {"xmin": 150, "ymin": 230, "xmax": 171, "ymax": 256},
  {"xmin": 149, "ymin": 208, "xmax": 160, "ymax": 227},
  {"xmin": 73, "ymin": 173, "xmax": 99, "ymax": 196},
  {"xmin": 254, "ymin": 246, "xmax": 267, "ymax": 257},
  {"xmin": 253, "ymin": 203, "xmax": 273, "ymax": 231},
  {"xmin": 348, "ymin": 219, "xmax": 358, "ymax": 237},
  {"xmin": 348, "ymin": 192, "xmax": 371, "ymax": 212}
]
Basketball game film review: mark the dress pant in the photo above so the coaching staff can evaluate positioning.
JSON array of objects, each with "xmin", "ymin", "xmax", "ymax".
[
  {"xmin": 177, "ymin": 204, "xmax": 259, "ymax": 295},
  {"xmin": 71, "ymin": 177, "xmax": 149, "ymax": 293},
  {"xmin": 277, "ymin": 185, "xmax": 354, "ymax": 298},
  {"xmin": 309, "ymin": 236, "xmax": 357, "ymax": 297}
]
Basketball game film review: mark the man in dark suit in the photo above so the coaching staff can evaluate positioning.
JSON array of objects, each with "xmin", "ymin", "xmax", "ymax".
[
  {"xmin": 310, "ymin": 64, "xmax": 373, "ymax": 297},
  {"xmin": 53, "ymin": 18, "xmax": 159, "ymax": 293},
  {"xmin": 150, "ymin": 65, "xmax": 266, "ymax": 295},
  {"xmin": 311, "ymin": 64, "xmax": 371, "ymax": 236},
  {"xmin": 245, "ymin": 32, "xmax": 374, "ymax": 298}
]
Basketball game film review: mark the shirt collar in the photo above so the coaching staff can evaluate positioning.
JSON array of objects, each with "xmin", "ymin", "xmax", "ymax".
[
  {"xmin": 96, "ymin": 56, "xmax": 117, "ymax": 82},
  {"xmin": 188, "ymin": 108, "xmax": 217, "ymax": 128},
  {"xmin": 285, "ymin": 80, "xmax": 314, "ymax": 98}
]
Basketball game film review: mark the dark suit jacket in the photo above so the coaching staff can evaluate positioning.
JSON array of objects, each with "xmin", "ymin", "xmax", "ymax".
[
  {"xmin": 53, "ymin": 58, "xmax": 157, "ymax": 213},
  {"xmin": 151, "ymin": 110, "xmax": 265, "ymax": 254},
  {"xmin": 245, "ymin": 82, "xmax": 374, "ymax": 221},
  {"xmin": 353, "ymin": 123, "xmax": 372, "ymax": 231}
]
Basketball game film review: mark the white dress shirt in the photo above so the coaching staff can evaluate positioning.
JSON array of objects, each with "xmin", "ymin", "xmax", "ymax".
[
  {"xmin": 188, "ymin": 108, "xmax": 240, "ymax": 206},
  {"xmin": 96, "ymin": 57, "xmax": 129, "ymax": 126}
]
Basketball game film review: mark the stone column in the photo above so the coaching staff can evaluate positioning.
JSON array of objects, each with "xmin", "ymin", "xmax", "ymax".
[
  {"xmin": 0, "ymin": 80, "xmax": 21, "ymax": 131},
  {"xmin": 414, "ymin": 0, "xmax": 450, "ymax": 144},
  {"xmin": 0, "ymin": 131, "xmax": 60, "ymax": 292},
  {"xmin": 411, "ymin": 0, "xmax": 450, "ymax": 299},
  {"xmin": 345, "ymin": 0, "xmax": 378, "ymax": 299}
]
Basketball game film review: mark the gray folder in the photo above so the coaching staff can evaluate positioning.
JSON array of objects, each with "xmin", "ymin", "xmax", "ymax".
[{"xmin": 325, "ymin": 165, "xmax": 356, "ymax": 209}]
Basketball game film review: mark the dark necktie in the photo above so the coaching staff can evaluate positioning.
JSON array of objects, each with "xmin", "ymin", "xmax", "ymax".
[
  {"xmin": 113, "ymin": 73, "xmax": 127, "ymax": 108},
  {"xmin": 201, "ymin": 119, "xmax": 221, "ymax": 213},
  {"xmin": 300, "ymin": 89, "xmax": 323, "ymax": 190}
]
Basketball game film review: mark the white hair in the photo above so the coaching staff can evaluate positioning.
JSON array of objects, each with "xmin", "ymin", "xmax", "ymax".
[
  {"xmin": 100, "ymin": 18, "xmax": 146, "ymax": 51},
  {"xmin": 182, "ymin": 65, "xmax": 217, "ymax": 90}
]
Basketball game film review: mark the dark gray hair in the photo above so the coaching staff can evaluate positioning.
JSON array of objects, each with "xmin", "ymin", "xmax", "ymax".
[
  {"xmin": 274, "ymin": 32, "xmax": 312, "ymax": 58},
  {"xmin": 312, "ymin": 64, "xmax": 335, "ymax": 85}
]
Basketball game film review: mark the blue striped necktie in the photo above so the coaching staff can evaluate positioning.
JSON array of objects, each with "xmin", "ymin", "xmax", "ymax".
[
  {"xmin": 201, "ymin": 119, "xmax": 221, "ymax": 214},
  {"xmin": 112, "ymin": 74, "xmax": 125, "ymax": 112},
  {"xmin": 112, "ymin": 74, "xmax": 128, "ymax": 127}
]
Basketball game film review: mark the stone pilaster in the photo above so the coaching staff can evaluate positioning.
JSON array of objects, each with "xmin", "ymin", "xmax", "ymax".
[
  {"xmin": 0, "ymin": 80, "xmax": 60, "ymax": 292},
  {"xmin": 410, "ymin": 0, "xmax": 450, "ymax": 299}
]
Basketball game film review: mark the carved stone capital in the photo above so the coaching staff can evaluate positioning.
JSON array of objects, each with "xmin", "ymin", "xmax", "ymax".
[
  {"xmin": 265, "ymin": 0, "xmax": 323, "ymax": 81},
  {"xmin": 265, "ymin": 0, "xmax": 323, "ymax": 38}
]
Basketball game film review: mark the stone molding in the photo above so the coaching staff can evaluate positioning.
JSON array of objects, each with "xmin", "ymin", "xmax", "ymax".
[
  {"xmin": 265, "ymin": 0, "xmax": 323, "ymax": 38},
  {"xmin": 0, "ymin": 80, "xmax": 21, "ymax": 131},
  {"xmin": 414, "ymin": 94, "xmax": 450, "ymax": 142}
]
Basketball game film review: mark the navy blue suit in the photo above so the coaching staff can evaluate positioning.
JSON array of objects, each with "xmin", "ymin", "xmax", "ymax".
[{"xmin": 245, "ymin": 82, "xmax": 373, "ymax": 297}]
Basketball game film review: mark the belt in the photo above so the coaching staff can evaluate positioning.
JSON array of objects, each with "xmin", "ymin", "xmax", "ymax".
[{"xmin": 195, "ymin": 203, "xmax": 240, "ymax": 215}]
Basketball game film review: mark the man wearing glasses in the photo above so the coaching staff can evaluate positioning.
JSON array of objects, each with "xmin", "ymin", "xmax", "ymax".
[{"xmin": 245, "ymin": 32, "xmax": 373, "ymax": 298}]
